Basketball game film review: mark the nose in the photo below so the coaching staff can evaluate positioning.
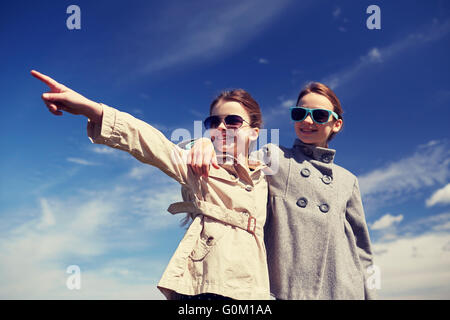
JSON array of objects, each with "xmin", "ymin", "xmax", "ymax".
[
  {"xmin": 217, "ymin": 121, "xmax": 227, "ymax": 130},
  {"xmin": 303, "ymin": 114, "xmax": 314, "ymax": 124}
]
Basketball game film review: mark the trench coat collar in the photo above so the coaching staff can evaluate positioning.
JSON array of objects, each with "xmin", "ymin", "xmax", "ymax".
[{"xmin": 293, "ymin": 138, "xmax": 336, "ymax": 164}]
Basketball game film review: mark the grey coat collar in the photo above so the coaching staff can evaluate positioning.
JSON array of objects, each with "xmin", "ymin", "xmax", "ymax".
[{"xmin": 293, "ymin": 139, "xmax": 336, "ymax": 164}]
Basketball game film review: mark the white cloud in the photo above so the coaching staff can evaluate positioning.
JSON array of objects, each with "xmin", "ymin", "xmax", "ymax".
[
  {"xmin": 370, "ymin": 214, "xmax": 403, "ymax": 230},
  {"xmin": 281, "ymin": 99, "xmax": 295, "ymax": 108},
  {"xmin": 67, "ymin": 157, "xmax": 98, "ymax": 166},
  {"xmin": 401, "ymin": 212, "xmax": 450, "ymax": 235},
  {"xmin": 372, "ymin": 231, "xmax": 450, "ymax": 299},
  {"xmin": 128, "ymin": 163, "xmax": 160, "ymax": 180},
  {"xmin": 258, "ymin": 58, "xmax": 269, "ymax": 64},
  {"xmin": 358, "ymin": 140, "xmax": 450, "ymax": 209},
  {"xmin": 38, "ymin": 198, "xmax": 56, "ymax": 229},
  {"xmin": 91, "ymin": 146, "xmax": 116, "ymax": 154},
  {"xmin": 138, "ymin": 0, "xmax": 294, "ymax": 74},
  {"xmin": 367, "ymin": 47, "xmax": 382, "ymax": 63},
  {"xmin": 426, "ymin": 183, "xmax": 450, "ymax": 207},
  {"xmin": 322, "ymin": 19, "xmax": 450, "ymax": 89},
  {"xmin": 0, "ymin": 171, "xmax": 184, "ymax": 299},
  {"xmin": 332, "ymin": 7, "xmax": 341, "ymax": 18}
]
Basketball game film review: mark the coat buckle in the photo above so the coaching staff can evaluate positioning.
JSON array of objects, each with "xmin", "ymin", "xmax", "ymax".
[{"xmin": 247, "ymin": 216, "xmax": 256, "ymax": 235}]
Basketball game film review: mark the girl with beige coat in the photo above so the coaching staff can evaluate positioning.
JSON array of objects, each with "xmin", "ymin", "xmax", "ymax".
[{"xmin": 31, "ymin": 70, "xmax": 271, "ymax": 300}]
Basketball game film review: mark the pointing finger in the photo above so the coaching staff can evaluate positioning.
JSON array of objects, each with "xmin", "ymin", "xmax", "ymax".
[{"xmin": 31, "ymin": 70, "xmax": 64, "ymax": 90}]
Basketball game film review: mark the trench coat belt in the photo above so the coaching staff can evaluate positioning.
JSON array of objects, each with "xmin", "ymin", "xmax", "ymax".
[{"xmin": 167, "ymin": 200, "xmax": 259, "ymax": 236}]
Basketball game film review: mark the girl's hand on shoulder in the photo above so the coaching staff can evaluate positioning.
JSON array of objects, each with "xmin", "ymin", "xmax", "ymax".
[
  {"xmin": 31, "ymin": 70, "xmax": 103, "ymax": 123},
  {"xmin": 187, "ymin": 138, "xmax": 219, "ymax": 178}
]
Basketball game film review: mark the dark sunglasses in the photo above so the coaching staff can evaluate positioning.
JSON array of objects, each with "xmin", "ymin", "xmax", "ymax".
[
  {"xmin": 290, "ymin": 107, "xmax": 339, "ymax": 124},
  {"xmin": 203, "ymin": 114, "xmax": 250, "ymax": 130}
]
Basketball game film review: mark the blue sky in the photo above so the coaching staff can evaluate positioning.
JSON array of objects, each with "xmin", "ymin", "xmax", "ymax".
[{"xmin": 0, "ymin": 0, "xmax": 449, "ymax": 299}]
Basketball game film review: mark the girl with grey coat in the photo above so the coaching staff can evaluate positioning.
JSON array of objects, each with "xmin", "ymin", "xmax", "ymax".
[{"xmin": 263, "ymin": 82, "xmax": 376, "ymax": 299}]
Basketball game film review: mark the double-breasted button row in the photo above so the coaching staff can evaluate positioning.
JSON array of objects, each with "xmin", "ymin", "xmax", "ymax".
[
  {"xmin": 300, "ymin": 168, "xmax": 333, "ymax": 185},
  {"xmin": 296, "ymin": 197, "xmax": 330, "ymax": 213}
]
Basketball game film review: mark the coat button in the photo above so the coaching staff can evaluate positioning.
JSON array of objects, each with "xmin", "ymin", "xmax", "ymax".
[
  {"xmin": 321, "ymin": 153, "xmax": 333, "ymax": 163},
  {"xmin": 206, "ymin": 236, "xmax": 214, "ymax": 245},
  {"xmin": 319, "ymin": 204, "xmax": 329, "ymax": 213},
  {"xmin": 296, "ymin": 197, "xmax": 308, "ymax": 208},
  {"xmin": 300, "ymin": 168, "xmax": 311, "ymax": 177},
  {"xmin": 322, "ymin": 175, "xmax": 332, "ymax": 184},
  {"xmin": 245, "ymin": 185, "xmax": 253, "ymax": 192}
]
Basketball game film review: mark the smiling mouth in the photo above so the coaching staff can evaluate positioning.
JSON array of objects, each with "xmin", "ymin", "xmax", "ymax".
[{"xmin": 299, "ymin": 128, "xmax": 318, "ymax": 134}]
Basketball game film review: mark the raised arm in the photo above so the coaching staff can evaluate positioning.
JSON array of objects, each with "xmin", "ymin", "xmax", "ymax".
[{"xmin": 31, "ymin": 70, "xmax": 189, "ymax": 184}]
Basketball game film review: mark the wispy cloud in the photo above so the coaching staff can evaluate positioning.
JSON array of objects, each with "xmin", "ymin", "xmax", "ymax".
[
  {"xmin": 358, "ymin": 140, "xmax": 450, "ymax": 211},
  {"xmin": 258, "ymin": 58, "xmax": 269, "ymax": 64},
  {"xmin": 322, "ymin": 19, "xmax": 450, "ymax": 89},
  {"xmin": 370, "ymin": 213, "xmax": 404, "ymax": 231},
  {"xmin": 67, "ymin": 157, "xmax": 98, "ymax": 166},
  {"xmin": 331, "ymin": 6, "xmax": 348, "ymax": 32},
  {"xmin": 426, "ymin": 183, "xmax": 450, "ymax": 207},
  {"xmin": 0, "ymin": 165, "xmax": 183, "ymax": 298},
  {"xmin": 262, "ymin": 96, "xmax": 297, "ymax": 126},
  {"xmin": 91, "ymin": 146, "xmax": 116, "ymax": 155},
  {"xmin": 401, "ymin": 212, "xmax": 450, "ymax": 235},
  {"xmin": 265, "ymin": 19, "xmax": 450, "ymax": 126},
  {"xmin": 370, "ymin": 211, "xmax": 450, "ymax": 298},
  {"xmin": 137, "ymin": 0, "xmax": 293, "ymax": 74},
  {"xmin": 332, "ymin": 7, "xmax": 341, "ymax": 18},
  {"xmin": 372, "ymin": 230, "xmax": 450, "ymax": 299}
]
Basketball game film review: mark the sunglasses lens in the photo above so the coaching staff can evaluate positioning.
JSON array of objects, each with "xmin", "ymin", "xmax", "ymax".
[
  {"xmin": 204, "ymin": 116, "xmax": 221, "ymax": 129},
  {"xmin": 291, "ymin": 108, "xmax": 307, "ymax": 121},
  {"xmin": 312, "ymin": 110, "xmax": 330, "ymax": 123},
  {"xmin": 224, "ymin": 115, "xmax": 244, "ymax": 128}
]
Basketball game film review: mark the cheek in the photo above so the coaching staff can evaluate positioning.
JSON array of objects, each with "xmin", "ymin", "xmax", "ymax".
[{"xmin": 294, "ymin": 123, "xmax": 302, "ymax": 133}]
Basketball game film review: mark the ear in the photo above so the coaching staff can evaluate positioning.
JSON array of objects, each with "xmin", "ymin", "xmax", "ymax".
[
  {"xmin": 332, "ymin": 119, "xmax": 343, "ymax": 133},
  {"xmin": 248, "ymin": 127, "xmax": 260, "ymax": 142}
]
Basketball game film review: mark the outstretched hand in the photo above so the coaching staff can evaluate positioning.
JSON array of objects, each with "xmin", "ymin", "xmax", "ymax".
[{"xmin": 31, "ymin": 70, "xmax": 103, "ymax": 122}]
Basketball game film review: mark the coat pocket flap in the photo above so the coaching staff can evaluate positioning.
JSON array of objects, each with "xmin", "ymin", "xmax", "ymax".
[{"xmin": 189, "ymin": 238, "xmax": 211, "ymax": 261}]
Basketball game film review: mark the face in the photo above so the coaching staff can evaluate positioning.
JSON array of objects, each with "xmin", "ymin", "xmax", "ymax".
[
  {"xmin": 209, "ymin": 100, "xmax": 259, "ymax": 158},
  {"xmin": 294, "ymin": 93, "xmax": 343, "ymax": 147}
]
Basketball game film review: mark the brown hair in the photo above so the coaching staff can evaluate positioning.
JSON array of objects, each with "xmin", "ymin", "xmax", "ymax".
[
  {"xmin": 296, "ymin": 82, "xmax": 343, "ymax": 141},
  {"xmin": 210, "ymin": 89, "xmax": 263, "ymax": 129}
]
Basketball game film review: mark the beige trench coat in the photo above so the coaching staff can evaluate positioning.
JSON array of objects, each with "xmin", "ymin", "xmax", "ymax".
[{"xmin": 87, "ymin": 104, "xmax": 270, "ymax": 300}]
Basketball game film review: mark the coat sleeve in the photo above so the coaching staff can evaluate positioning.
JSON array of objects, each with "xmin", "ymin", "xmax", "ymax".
[
  {"xmin": 345, "ymin": 178, "xmax": 378, "ymax": 300},
  {"xmin": 87, "ymin": 103, "xmax": 189, "ymax": 185}
]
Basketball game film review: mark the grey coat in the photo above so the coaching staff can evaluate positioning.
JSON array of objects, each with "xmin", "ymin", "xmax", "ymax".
[{"xmin": 263, "ymin": 139, "xmax": 377, "ymax": 300}]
